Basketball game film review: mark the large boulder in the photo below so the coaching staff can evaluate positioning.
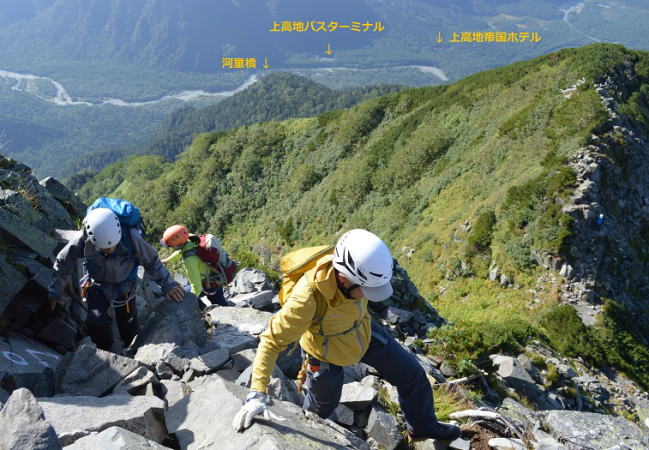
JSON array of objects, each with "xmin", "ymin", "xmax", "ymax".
[
  {"xmin": 39, "ymin": 176, "xmax": 86, "ymax": 218},
  {"xmin": 63, "ymin": 426, "xmax": 172, "ymax": 450},
  {"xmin": 112, "ymin": 366, "xmax": 160, "ymax": 396},
  {"xmin": 165, "ymin": 376, "xmax": 368, "ymax": 449},
  {"xmin": 0, "ymin": 207, "xmax": 57, "ymax": 261},
  {"xmin": 0, "ymin": 334, "xmax": 62, "ymax": 395},
  {"xmin": 230, "ymin": 290, "xmax": 275, "ymax": 309},
  {"xmin": 208, "ymin": 325, "xmax": 258, "ymax": 356},
  {"xmin": 39, "ymin": 394, "xmax": 166, "ymax": 446},
  {"xmin": 0, "ymin": 388, "xmax": 61, "ymax": 450},
  {"xmin": 540, "ymin": 410, "xmax": 649, "ymax": 449},
  {"xmin": 133, "ymin": 292, "xmax": 207, "ymax": 364},
  {"xmin": 236, "ymin": 364, "xmax": 303, "ymax": 406},
  {"xmin": 0, "ymin": 255, "xmax": 28, "ymax": 315},
  {"xmin": 229, "ymin": 268, "xmax": 272, "ymax": 296},
  {"xmin": 365, "ymin": 405, "xmax": 402, "ymax": 450},
  {"xmin": 340, "ymin": 381, "xmax": 377, "ymax": 411},
  {"xmin": 61, "ymin": 345, "xmax": 142, "ymax": 397},
  {"xmin": 490, "ymin": 355, "xmax": 541, "ymax": 400},
  {"xmin": 208, "ymin": 306, "xmax": 272, "ymax": 336},
  {"xmin": 189, "ymin": 347, "xmax": 230, "ymax": 374}
]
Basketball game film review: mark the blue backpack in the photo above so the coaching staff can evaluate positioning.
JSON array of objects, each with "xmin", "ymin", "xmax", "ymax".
[{"xmin": 87, "ymin": 197, "xmax": 143, "ymax": 259}]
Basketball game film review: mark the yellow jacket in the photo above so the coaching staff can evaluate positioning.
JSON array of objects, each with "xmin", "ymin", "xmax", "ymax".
[{"xmin": 250, "ymin": 254, "xmax": 371, "ymax": 393}]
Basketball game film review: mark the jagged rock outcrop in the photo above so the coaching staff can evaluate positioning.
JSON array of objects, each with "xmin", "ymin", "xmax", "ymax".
[
  {"xmin": 63, "ymin": 426, "xmax": 172, "ymax": 450},
  {"xmin": 555, "ymin": 64, "xmax": 649, "ymax": 325},
  {"xmin": 0, "ymin": 154, "xmax": 87, "ymax": 351},
  {"xmin": 165, "ymin": 377, "xmax": 369, "ymax": 450},
  {"xmin": 39, "ymin": 394, "xmax": 166, "ymax": 446},
  {"xmin": 0, "ymin": 388, "xmax": 62, "ymax": 450}
]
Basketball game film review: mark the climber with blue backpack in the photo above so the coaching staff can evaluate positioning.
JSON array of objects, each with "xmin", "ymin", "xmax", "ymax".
[{"xmin": 48, "ymin": 198, "xmax": 185, "ymax": 352}]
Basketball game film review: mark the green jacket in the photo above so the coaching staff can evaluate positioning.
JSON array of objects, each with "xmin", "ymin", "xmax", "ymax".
[{"xmin": 167, "ymin": 241, "xmax": 214, "ymax": 296}]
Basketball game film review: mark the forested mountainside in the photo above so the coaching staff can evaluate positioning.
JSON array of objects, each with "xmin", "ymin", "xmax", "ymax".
[
  {"xmin": 67, "ymin": 73, "xmax": 402, "ymax": 179},
  {"xmin": 80, "ymin": 44, "xmax": 649, "ymax": 396}
]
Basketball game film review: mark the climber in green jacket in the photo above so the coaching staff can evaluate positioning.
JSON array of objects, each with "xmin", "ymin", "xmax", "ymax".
[{"xmin": 160, "ymin": 225, "xmax": 228, "ymax": 309}]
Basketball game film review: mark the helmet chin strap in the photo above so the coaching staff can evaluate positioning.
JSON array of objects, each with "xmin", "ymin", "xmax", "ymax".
[{"xmin": 336, "ymin": 278, "xmax": 360, "ymax": 299}]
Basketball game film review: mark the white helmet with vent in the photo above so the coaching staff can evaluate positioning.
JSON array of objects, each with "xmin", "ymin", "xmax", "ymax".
[
  {"xmin": 83, "ymin": 208, "xmax": 122, "ymax": 249},
  {"xmin": 333, "ymin": 229, "xmax": 393, "ymax": 302}
]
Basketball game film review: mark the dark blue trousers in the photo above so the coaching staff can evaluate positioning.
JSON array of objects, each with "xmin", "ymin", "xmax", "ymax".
[{"xmin": 302, "ymin": 321, "xmax": 437, "ymax": 434}]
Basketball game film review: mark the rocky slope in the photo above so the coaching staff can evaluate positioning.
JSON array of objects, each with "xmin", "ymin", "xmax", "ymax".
[{"xmin": 2, "ymin": 154, "xmax": 648, "ymax": 449}]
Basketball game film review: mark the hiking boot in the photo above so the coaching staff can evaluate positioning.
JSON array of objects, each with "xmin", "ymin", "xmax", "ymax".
[{"xmin": 408, "ymin": 421, "xmax": 461, "ymax": 442}]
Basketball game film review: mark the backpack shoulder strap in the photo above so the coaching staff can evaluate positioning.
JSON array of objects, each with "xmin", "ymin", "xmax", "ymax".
[{"xmin": 182, "ymin": 248, "xmax": 198, "ymax": 259}]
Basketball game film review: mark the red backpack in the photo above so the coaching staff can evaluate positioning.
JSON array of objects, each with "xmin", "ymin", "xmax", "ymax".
[{"xmin": 183, "ymin": 234, "xmax": 238, "ymax": 285}]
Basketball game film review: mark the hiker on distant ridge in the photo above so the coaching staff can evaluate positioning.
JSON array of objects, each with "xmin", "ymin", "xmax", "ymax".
[
  {"xmin": 232, "ymin": 229, "xmax": 461, "ymax": 442},
  {"xmin": 48, "ymin": 198, "xmax": 185, "ymax": 352},
  {"xmin": 160, "ymin": 225, "xmax": 237, "ymax": 310}
]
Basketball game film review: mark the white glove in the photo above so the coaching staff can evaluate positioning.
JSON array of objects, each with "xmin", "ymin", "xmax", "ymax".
[{"xmin": 232, "ymin": 391, "xmax": 286, "ymax": 432}]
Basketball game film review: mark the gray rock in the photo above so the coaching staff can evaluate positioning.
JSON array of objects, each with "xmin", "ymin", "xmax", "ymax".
[
  {"xmin": 416, "ymin": 354, "xmax": 446, "ymax": 383},
  {"xmin": 63, "ymin": 426, "xmax": 172, "ymax": 449},
  {"xmin": 491, "ymin": 355, "xmax": 540, "ymax": 400},
  {"xmin": 160, "ymin": 380, "xmax": 190, "ymax": 409},
  {"xmin": 541, "ymin": 410, "xmax": 649, "ymax": 449},
  {"xmin": 0, "ymin": 388, "xmax": 61, "ymax": 450},
  {"xmin": 208, "ymin": 326, "xmax": 258, "ymax": 356},
  {"xmin": 0, "ymin": 386, "xmax": 8, "ymax": 408},
  {"xmin": 37, "ymin": 316, "xmax": 78, "ymax": 351},
  {"xmin": 0, "ymin": 188, "xmax": 55, "ymax": 232},
  {"xmin": 440, "ymin": 362, "xmax": 457, "ymax": 379},
  {"xmin": 559, "ymin": 263, "xmax": 573, "ymax": 279},
  {"xmin": 216, "ymin": 368, "xmax": 240, "ymax": 382},
  {"xmin": 231, "ymin": 348, "xmax": 257, "ymax": 372},
  {"xmin": 132, "ymin": 292, "xmax": 207, "ymax": 361},
  {"xmin": 449, "ymin": 437, "xmax": 472, "ymax": 450},
  {"xmin": 0, "ymin": 334, "xmax": 62, "ymax": 394},
  {"xmin": 230, "ymin": 290, "xmax": 275, "ymax": 309},
  {"xmin": 229, "ymin": 268, "xmax": 272, "ymax": 296},
  {"xmin": 208, "ymin": 306, "xmax": 272, "ymax": 336},
  {"xmin": 488, "ymin": 438, "xmax": 525, "ymax": 449},
  {"xmin": 0, "ymin": 205, "xmax": 58, "ymax": 260},
  {"xmin": 497, "ymin": 397, "xmax": 538, "ymax": 430},
  {"xmin": 340, "ymin": 381, "xmax": 377, "ymax": 411},
  {"xmin": 0, "ymin": 256, "xmax": 28, "ymax": 315},
  {"xmin": 365, "ymin": 406, "xmax": 402, "ymax": 450},
  {"xmin": 39, "ymin": 394, "xmax": 166, "ymax": 446},
  {"xmin": 636, "ymin": 399, "xmax": 649, "ymax": 429},
  {"xmin": 112, "ymin": 366, "xmax": 159, "ymax": 396},
  {"xmin": 61, "ymin": 345, "xmax": 142, "ymax": 397},
  {"xmin": 557, "ymin": 364, "xmax": 576, "ymax": 379},
  {"xmin": 516, "ymin": 354, "xmax": 539, "ymax": 380},
  {"xmin": 189, "ymin": 347, "xmax": 229, "ymax": 373},
  {"xmin": 135, "ymin": 343, "xmax": 177, "ymax": 368},
  {"xmin": 236, "ymin": 364, "xmax": 303, "ymax": 405},
  {"xmin": 165, "ymin": 376, "xmax": 367, "ymax": 449},
  {"xmin": 267, "ymin": 376, "xmax": 303, "ymax": 406},
  {"xmin": 39, "ymin": 176, "xmax": 86, "ymax": 218},
  {"xmin": 489, "ymin": 267, "xmax": 500, "ymax": 281},
  {"xmin": 329, "ymin": 404, "xmax": 355, "ymax": 426},
  {"xmin": 383, "ymin": 306, "xmax": 415, "ymax": 324},
  {"xmin": 154, "ymin": 361, "xmax": 173, "ymax": 380}
]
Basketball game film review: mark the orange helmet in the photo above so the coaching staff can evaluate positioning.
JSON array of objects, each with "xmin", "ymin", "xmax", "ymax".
[{"xmin": 161, "ymin": 225, "xmax": 189, "ymax": 247}]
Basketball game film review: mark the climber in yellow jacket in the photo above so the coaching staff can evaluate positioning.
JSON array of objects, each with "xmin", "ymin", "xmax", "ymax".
[
  {"xmin": 160, "ymin": 225, "xmax": 227, "ymax": 309},
  {"xmin": 232, "ymin": 229, "xmax": 461, "ymax": 442}
]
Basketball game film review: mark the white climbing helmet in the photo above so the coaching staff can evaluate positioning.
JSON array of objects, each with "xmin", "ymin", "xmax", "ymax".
[
  {"xmin": 333, "ymin": 229, "xmax": 393, "ymax": 302},
  {"xmin": 83, "ymin": 208, "xmax": 122, "ymax": 249}
]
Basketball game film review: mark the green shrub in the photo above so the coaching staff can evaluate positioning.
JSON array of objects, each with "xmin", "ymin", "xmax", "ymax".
[{"xmin": 467, "ymin": 210, "xmax": 496, "ymax": 254}]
